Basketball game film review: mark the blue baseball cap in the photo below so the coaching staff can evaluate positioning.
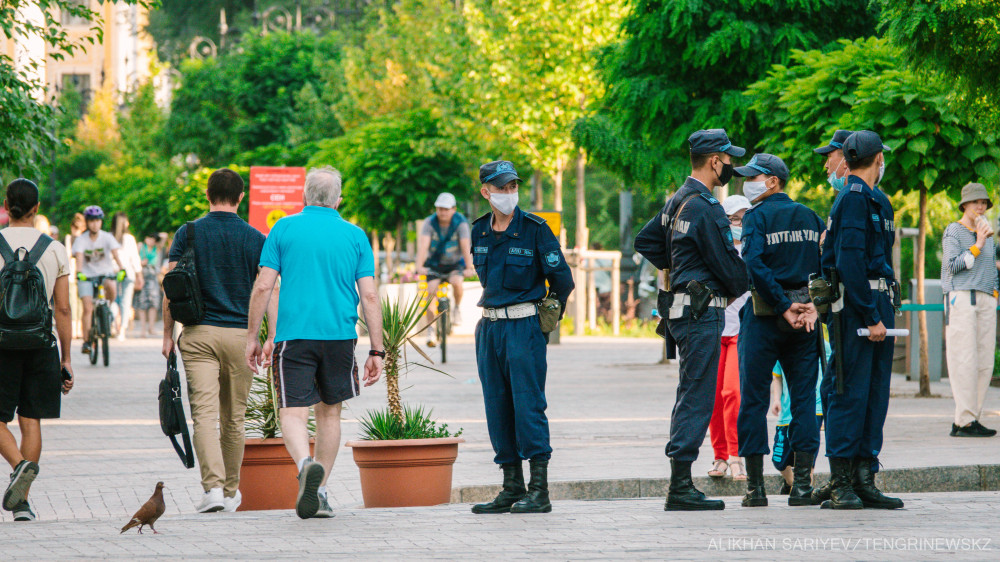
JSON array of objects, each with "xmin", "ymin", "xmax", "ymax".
[
  {"xmin": 733, "ymin": 153, "xmax": 790, "ymax": 182},
  {"xmin": 814, "ymin": 129, "xmax": 853, "ymax": 155},
  {"xmin": 479, "ymin": 160, "xmax": 521, "ymax": 186},
  {"xmin": 688, "ymin": 129, "xmax": 746, "ymax": 157},
  {"xmin": 843, "ymin": 131, "xmax": 892, "ymax": 164}
]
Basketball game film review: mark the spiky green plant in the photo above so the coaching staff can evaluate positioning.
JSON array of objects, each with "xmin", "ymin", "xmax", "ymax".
[{"xmin": 357, "ymin": 405, "xmax": 462, "ymax": 440}]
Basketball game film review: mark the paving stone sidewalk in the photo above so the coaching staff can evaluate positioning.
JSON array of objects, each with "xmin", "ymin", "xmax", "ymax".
[
  {"xmin": 4, "ymin": 493, "xmax": 999, "ymax": 559},
  {"xmin": 2, "ymin": 336, "xmax": 999, "ymax": 525}
]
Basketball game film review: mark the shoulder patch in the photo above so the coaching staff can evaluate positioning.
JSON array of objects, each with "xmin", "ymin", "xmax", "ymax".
[
  {"xmin": 849, "ymin": 183, "xmax": 863, "ymax": 193},
  {"xmin": 524, "ymin": 212, "xmax": 546, "ymax": 225},
  {"xmin": 473, "ymin": 212, "xmax": 492, "ymax": 224},
  {"xmin": 699, "ymin": 193, "xmax": 720, "ymax": 205}
]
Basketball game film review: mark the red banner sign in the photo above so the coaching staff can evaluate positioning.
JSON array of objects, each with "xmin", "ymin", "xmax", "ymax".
[{"xmin": 249, "ymin": 167, "xmax": 305, "ymax": 235}]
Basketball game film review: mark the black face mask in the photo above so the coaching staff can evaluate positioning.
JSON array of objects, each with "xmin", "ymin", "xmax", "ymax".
[{"xmin": 715, "ymin": 159, "xmax": 734, "ymax": 186}]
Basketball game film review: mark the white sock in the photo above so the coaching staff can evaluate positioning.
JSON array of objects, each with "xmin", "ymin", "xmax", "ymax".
[
  {"xmin": 317, "ymin": 486, "xmax": 327, "ymax": 499},
  {"xmin": 296, "ymin": 457, "xmax": 308, "ymax": 472}
]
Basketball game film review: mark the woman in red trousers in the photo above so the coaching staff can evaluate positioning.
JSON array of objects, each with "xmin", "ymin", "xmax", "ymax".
[{"xmin": 708, "ymin": 196, "xmax": 751, "ymax": 480}]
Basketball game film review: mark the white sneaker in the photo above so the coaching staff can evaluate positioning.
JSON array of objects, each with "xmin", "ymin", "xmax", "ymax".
[
  {"xmin": 223, "ymin": 490, "xmax": 242, "ymax": 512},
  {"xmin": 196, "ymin": 487, "xmax": 225, "ymax": 513},
  {"xmin": 452, "ymin": 308, "xmax": 463, "ymax": 326}
]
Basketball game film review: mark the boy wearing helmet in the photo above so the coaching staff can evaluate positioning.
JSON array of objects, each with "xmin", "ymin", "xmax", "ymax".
[{"xmin": 72, "ymin": 206, "xmax": 126, "ymax": 353}]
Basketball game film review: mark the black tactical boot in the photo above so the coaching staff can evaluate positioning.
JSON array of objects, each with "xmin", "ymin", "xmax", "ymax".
[
  {"xmin": 811, "ymin": 480, "xmax": 832, "ymax": 505},
  {"xmin": 788, "ymin": 451, "xmax": 815, "ymax": 506},
  {"xmin": 665, "ymin": 459, "xmax": 725, "ymax": 511},
  {"xmin": 853, "ymin": 457, "xmax": 903, "ymax": 509},
  {"xmin": 741, "ymin": 454, "xmax": 768, "ymax": 507},
  {"xmin": 472, "ymin": 463, "xmax": 526, "ymax": 514},
  {"xmin": 820, "ymin": 457, "xmax": 863, "ymax": 510},
  {"xmin": 510, "ymin": 459, "xmax": 551, "ymax": 513}
]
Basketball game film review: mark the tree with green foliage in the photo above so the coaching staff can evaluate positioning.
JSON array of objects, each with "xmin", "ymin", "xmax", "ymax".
[
  {"xmin": 880, "ymin": 0, "xmax": 1000, "ymax": 127},
  {"xmin": 0, "ymin": 0, "xmax": 151, "ymax": 176},
  {"xmin": 164, "ymin": 31, "xmax": 344, "ymax": 165},
  {"xmin": 587, "ymin": 0, "xmax": 877, "ymax": 190},
  {"xmin": 747, "ymin": 37, "xmax": 1000, "ymax": 396},
  {"xmin": 308, "ymin": 109, "xmax": 469, "ymax": 270}
]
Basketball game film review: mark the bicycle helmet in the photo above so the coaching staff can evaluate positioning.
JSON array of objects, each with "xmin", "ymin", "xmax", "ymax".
[{"xmin": 83, "ymin": 205, "xmax": 105, "ymax": 219}]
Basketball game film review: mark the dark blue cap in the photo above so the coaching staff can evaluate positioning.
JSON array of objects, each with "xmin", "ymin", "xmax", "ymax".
[
  {"xmin": 733, "ymin": 153, "xmax": 789, "ymax": 182},
  {"xmin": 688, "ymin": 129, "xmax": 746, "ymax": 157},
  {"xmin": 843, "ymin": 130, "xmax": 892, "ymax": 164},
  {"xmin": 479, "ymin": 160, "xmax": 521, "ymax": 186},
  {"xmin": 814, "ymin": 129, "xmax": 853, "ymax": 155}
]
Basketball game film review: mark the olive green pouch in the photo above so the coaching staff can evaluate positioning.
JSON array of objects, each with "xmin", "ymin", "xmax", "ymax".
[{"xmin": 538, "ymin": 296, "xmax": 562, "ymax": 333}]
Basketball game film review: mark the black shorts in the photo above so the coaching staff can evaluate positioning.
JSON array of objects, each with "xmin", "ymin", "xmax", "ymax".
[
  {"xmin": 426, "ymin": 264, "xmax": 463, "ymax": 281},
  {"xmin": 0, "ymin": 345, "xmax": 61, "ymax": 422},
  {"xmin": 272, "ymin": 339, "xmax": 360, "ymax": 408}
]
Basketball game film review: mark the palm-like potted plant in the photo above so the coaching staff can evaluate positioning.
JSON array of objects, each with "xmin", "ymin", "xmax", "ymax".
[
  {"xmin": 238, "ymin": 318, "xmax": 315, "ymax": 511},
  {"xmin": 346, "ymin": 292, "xmax": 464, "ymax": 508}
]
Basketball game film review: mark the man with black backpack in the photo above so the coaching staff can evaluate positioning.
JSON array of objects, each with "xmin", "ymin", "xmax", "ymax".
[
  {"xmin": 0, "ymin": 179, "xmax": 74, "ymax": 522},
  {"xmin": 161, "ymin": 168, "xmax": 270, "ymax": 514},
  {"xmin": 415, "ymin": 193, "xmax": 475, "ymax": 344}
]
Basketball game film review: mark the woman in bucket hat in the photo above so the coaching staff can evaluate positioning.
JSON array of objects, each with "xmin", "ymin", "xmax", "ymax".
[{"xmin": 941, "ymin": 182, "xmax": 998, "ymax": 438}]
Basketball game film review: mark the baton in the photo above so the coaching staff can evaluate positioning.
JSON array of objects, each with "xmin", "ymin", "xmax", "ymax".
[{"xmin": 856, "ymin": 329, "xmax": 910, "ymax": 337}]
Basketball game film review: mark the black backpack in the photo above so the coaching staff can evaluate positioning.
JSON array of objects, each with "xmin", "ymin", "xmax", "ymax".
[
  {"xmin": 0, "ymin": 234, "xmax": 54, "ymax": 350},
  {"xmin": 158, "ymin": 351, "xmax": 194, "ymax": 468},
  {"xmin": 162, "ymin": 222, "xmax": 204, "ymax": 326}
]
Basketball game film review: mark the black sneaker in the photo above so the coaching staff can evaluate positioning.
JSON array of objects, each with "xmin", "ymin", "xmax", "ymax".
[
  {"xmin": 4, "ymin": 460, "xmax": 39, "ymax": 511},
  {"xmin": 970, "ymin": 421, "xmax": 998, "ymax": 437},
  {"xmin": 295, "ymin": 458, "xmax": 325, "ymax": 519},
  {"xmin": 12, "ymin": 500, "xmax": 35, "ymax": 521},
  {"xmin": 951, "ymin": 423, "xmax": 989, "ymax": 437},
  {"xmin": 81, "ymin": 342, "xmax": 91, "ymax": 355},
  {"xmin": 779, "ymin": 481, "xmax": 791, "ymax": 495}
]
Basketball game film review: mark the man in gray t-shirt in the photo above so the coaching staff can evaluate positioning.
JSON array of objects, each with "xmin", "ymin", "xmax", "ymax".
[{"xmin": 415, "ymin": 193, "xmax": 475, "ymax": 337}]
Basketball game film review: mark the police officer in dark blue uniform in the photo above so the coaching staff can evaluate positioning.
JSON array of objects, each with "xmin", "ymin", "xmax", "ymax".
[
  {"xmin": 634, "ymin": 129, "xmax": 749, "ymax": 511},
  {"xmin": 469, "ymin": 160, "xmax": 575, "ymax": 515},
  {"xmin": 821, "ymin": 131, "xmax": 903, "ymax": 510},
  {"xmin": 732, "ymin": 153, "xmax": 825, "ymax": 508}
]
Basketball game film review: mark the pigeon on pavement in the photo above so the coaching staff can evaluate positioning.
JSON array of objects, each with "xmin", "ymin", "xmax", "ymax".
[{"xmin": 120, "ymin": 482, "xmax": 166, "ymax": 534}]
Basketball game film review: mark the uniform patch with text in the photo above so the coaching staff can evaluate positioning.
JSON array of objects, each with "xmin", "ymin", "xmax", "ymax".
[{"xmin": 509, "ymin": 247, "xmax": 534, "ymax": 256}]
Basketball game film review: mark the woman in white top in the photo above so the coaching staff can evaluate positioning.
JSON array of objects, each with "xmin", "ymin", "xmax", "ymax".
[
  {"xmin": 708, "ymin": 195, "xmax": 752, "ymax": 480},
  {"xmin": 111, "ymin": 213, "xmax": 144, "ymax": 340}
]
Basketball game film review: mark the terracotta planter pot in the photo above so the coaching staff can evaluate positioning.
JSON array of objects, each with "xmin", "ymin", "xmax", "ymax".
[
  {"xmin": 238, "ymin": 437, "xmax": 314, "ymax": 511},
  {"xmin": 345, "ymin": 437, "xmax": 464, "ymax": 508}
]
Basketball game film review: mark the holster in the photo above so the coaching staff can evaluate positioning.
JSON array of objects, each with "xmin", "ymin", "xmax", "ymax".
[
  {"xmin": 808, "ymin": 274, "xmax": 835, "ymax": 314},
  {"xmin": 655, "ymin": 290, "xmax": 673, "ymax": 339},
  {"xmin": 687, "ymin": 280, "xmax": 713, "ymax": 321}
]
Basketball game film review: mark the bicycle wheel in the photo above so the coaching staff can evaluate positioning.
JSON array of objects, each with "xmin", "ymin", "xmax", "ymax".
[
  {"xmin": 88, "ymin": 331, "xmax": 98, "ymax": 365},
  {"xmin": 437, "ymin": 298, "xmax": 449, "ymax": 364},
  {"xmin": 102, "ymin": 334, "xmax": 110, "ymax": 366}
]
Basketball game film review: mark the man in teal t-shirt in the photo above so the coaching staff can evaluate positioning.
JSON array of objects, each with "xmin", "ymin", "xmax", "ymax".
[{"xmin": 245, "ymin": 166, "xmax": 385, "ymax": 520}]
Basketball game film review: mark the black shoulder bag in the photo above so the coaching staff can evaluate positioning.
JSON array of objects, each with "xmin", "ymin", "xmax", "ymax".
[
  {"xmin": 162, "ymin": 222, "xmax": 204, "ymax": 326},
  {"xmin": 158, "ymin": 351, "xmax": 194, "ymax": 469},
  {"xmin": 423, "ymin": 216, "xmax": 462, "ymax": 271}
]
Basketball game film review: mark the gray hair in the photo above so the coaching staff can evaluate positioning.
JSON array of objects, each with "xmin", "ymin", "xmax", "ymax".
[{"xmin": 304, "ymin": 166, "xmax": 343, "ymax": 208}]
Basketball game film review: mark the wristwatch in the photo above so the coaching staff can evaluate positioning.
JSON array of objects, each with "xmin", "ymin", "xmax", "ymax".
[{"xmin": 368, "ymin": 349, "xmax": 386, "ymax": 358}]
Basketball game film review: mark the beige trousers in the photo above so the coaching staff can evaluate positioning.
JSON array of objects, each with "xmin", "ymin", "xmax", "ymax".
[
  {"xmin": 944, "ymin": 291, "xmax": 997, "ymax": 426},
  {"xmin": 178, "ymin": 324, "xmax": 253, "ymax": 496}
]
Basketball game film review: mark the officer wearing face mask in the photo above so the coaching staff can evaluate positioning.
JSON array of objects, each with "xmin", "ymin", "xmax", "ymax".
[
  {"xmin": 634, "ymin": 129, "xmax": 749, "ymax": 511},
  {"xmin": 731, "ymin": 153, "xmax": 825, "ymax": 509},
  {"xmin": 469, "ymin": 160, "xmax": 574, "ymax": 515},
  {"xmin": 819, "ymin": 131, "xmax": 903, "ymax": 511}
]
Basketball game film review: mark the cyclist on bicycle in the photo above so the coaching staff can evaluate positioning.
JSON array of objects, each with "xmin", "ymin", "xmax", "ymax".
[
  {"xmin": 415, "ymin": 193, "xmax": 475, "ymax": 344},
  {"xmin": 71, "ymin": 206, "xmax": 126, "ymax": 354}
]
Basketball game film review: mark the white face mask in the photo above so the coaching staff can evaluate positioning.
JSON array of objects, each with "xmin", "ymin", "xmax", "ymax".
[
  {"xmin": 876, "ymin": 158, "xmax": 885, "ymax": 186},
  {"xmin": 490, "ymin": 192, "xmax": 518, "ymax": 215},
  {"xmin": 743, "ymin": 180, "xmax": 769, "ymax": 203}
]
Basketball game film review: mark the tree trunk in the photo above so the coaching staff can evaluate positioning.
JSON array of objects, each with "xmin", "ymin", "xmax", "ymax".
[
  {"xmin": 553, "ymin": 157, "xmax": 565, "ymax": 246},
  {"xmin": 385, "ymin": 348, "xmax": 403, "ymax": 422},
  {"xmin": 917, "ymin": 185, "xmax": 931, "ymax": 397},
  {"xmin": 371, "ymin": 230, "xmax": 380, "ymax": 286},
  {"xmin": 383, "ymin": 231, "xmax": 396, "ymax": 278},
  {"xmin": 576, "ymin": 149, "xmax": 587, "ymax": 250},
  {"xmin": 532, "ymin": 172, "xmax": 542, "ymax": 209}
]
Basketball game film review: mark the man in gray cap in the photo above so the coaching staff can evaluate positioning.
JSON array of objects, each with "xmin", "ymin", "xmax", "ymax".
[
  {"xmin": 814, "ymin": 129, "xmax": 853, "ymax": 193},
  {"xmin": 819, "ymin": 130, "xmax": 903, "ymax": 510},
  {"xmin": 634, "ymin": 129, "xmax": 749, "ymax": 511},
  {"xmin": 731, "ymin": 153, "xmax": 825, "ymax": 508}
]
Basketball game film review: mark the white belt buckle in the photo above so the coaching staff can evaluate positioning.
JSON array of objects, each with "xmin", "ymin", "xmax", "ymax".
[
  {"xmin": 879, "ymin": 278, "xmax": 887, "ymax": 292},
  {"xmin": 487, "ymin": 308, "xmax": 499, "ymax": 321}
]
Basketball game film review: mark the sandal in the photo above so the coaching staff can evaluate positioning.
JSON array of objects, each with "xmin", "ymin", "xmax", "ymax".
[
  {"xmin": 708, "ymin": 458, "xmax": 729, "ymax": 478},
  {"xmin": 729, "ymin": 458, "xmax": 747, "ymax": 481}
]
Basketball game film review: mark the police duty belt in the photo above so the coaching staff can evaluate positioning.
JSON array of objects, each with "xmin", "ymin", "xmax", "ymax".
[
  {"xmin": 483, "ymin": 302, "xmax": 539, "ymax": 321},
  {"xmin": 666, "ymin": 293, "xmax": 727, "ymax": 319}
]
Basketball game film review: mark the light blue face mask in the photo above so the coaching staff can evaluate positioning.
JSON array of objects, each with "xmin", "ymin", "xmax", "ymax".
[
  {"xmin": 828, "ymin": 171, "xmax": 846, "ymax": 191},
  {"xmin": 730, "ymin": 225, "xmax": 743, "ymax": 241}
]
